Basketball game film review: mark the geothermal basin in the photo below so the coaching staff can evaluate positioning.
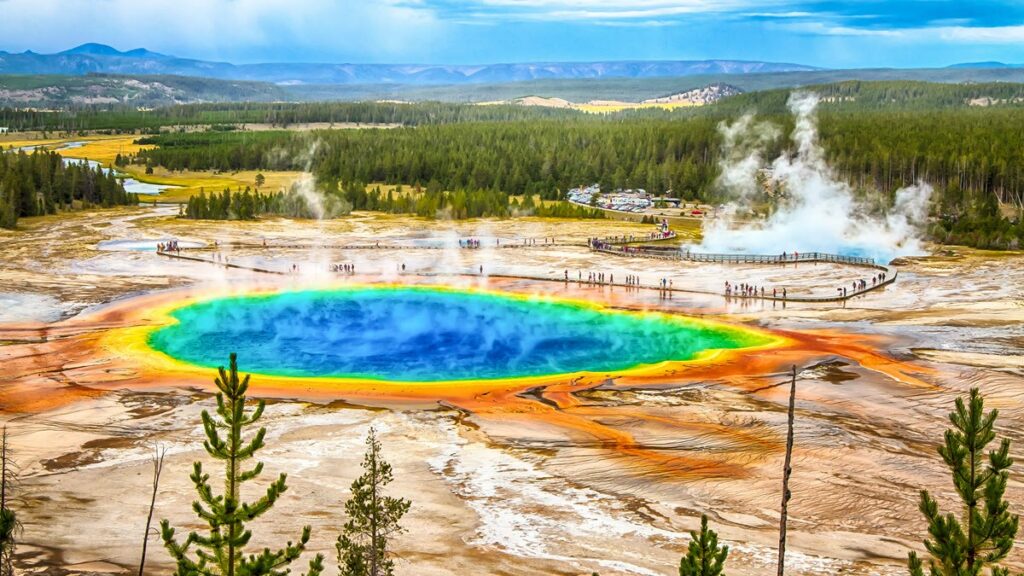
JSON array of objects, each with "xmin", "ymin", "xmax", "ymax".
[{"xmin": 2, "ymin": 207, "xmax": 1024, "ymax": 576}]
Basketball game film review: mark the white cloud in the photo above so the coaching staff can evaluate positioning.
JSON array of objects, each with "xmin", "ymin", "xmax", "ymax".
[
  {"xmin": 588, "ymin": 19, "xmax": 685, "ymax": 27},
  {"xmin": 0, "ymin": 0, "xmax": 444, "ymax": 61},
  {"xmin": 785, "ymin": 21, "xmax": 904, "ymax": 37},
  {"xmin": 937, "ymin": 24, "xmax": 1024, "ymax": 43},
  {"xmin": 778, "ymin": 19, "xmax": 1024, "ymax": 44},
  {"xmin": 475, "ymin": 0, "xmax": 751, "ymax": 6},
  {"xmin": 742, "ymin": 11, "xmax": 816, "ymax": 18},
  {"xmin": 460, "ymin": 0, "xmax": 782, "ymax": 21},
  {"xmin": 3, "ymin": 0, "xmax": 1023, "ymax": 64}
]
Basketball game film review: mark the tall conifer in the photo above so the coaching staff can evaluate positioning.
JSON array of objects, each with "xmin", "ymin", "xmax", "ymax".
[
  {"xmin": 908, "ymin": 388, "xmax": 1019, "ymax": 576},
  {"xmin": 161, "ymin": 354, "xmax": 324, "ymax": 576},
  {"xmin": 336, "ymin": 428, "xmax": 410, "ymax": 576}
]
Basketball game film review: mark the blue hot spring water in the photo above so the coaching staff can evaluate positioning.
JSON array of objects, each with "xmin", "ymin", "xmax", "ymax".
[{"xmin": 148, "ymin": 287, "xmax": 766, "ymax": 382}]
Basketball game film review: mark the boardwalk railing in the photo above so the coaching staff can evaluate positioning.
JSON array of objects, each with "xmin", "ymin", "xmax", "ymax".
[
  {"xmin": 680, "ymin": 251, "xmax": 875, "ymax": 266},
  {"xmin": 597, "ymin": 230, "xmax": 677, "ymax": 245},
  {"xmin": 592, "ymin": 243, "xmax": 877, "ymax": 267}
]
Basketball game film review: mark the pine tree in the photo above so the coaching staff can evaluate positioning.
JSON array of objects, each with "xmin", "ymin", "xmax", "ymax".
[
  {"xmin": 679, "ymin": 514, "xmax": 728, "ymax": 576},
  {"xmin": 161, "ymin": 353, "xmax": 324, "ymax": 576},
  {"xmin": 908, "ymin": 388, "xmax": 1019, "ymax": 576},
  {"xmin": 336, "ymin": 428, "xmax": 410, "ymax": 576}
]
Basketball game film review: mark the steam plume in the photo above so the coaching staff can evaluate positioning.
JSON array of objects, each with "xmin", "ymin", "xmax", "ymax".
[{"xmin": 696, "ymin": 92, "xmax": 932, "ymax": 263}]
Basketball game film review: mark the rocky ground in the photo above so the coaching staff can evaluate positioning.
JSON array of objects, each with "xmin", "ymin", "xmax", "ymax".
[{"xmin": 1, "ymin": 207, "xmax": 1023, "ymax": 575}]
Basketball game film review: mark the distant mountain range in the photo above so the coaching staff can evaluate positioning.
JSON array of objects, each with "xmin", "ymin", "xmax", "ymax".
[
  {"xmin": 5, "ymin": 44, "xmax": 1024, "ymax": 108},
  {"xmin": 0, "ymin": 43, "xmax": 821, "ymax": 85},
  {"xmin": 0, "ymin": 74, "xmax": 287, "ymax": 107},
  {"xmin": 946, "ymin": 61, "xmax": 1024, "ymax": 69}
]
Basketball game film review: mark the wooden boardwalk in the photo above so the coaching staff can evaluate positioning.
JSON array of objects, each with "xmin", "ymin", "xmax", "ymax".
[
  {"xmin": 590, "ymin": 242, "xmax": 896, "ymax": 302},
  {"xmin": 157, "ymin": 243, "xmax": 897, "ymax": 304},
  {"xmin": 209, "ymin": 240, "xmax": 585, "ymax": 250}
]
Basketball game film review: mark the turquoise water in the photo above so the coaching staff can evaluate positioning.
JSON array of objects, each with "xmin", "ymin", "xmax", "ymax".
[{"xmin": 148, "ymin": 287, "xmax": 765, "ymax": 382}]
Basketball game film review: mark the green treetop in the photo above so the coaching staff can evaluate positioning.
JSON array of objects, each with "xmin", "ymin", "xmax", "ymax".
[
  {"xmin": 161, "ymin": 353, "xmax": 324, "ymax": 576},
  {"xmin": 909, "ymin": 388, "xmax": 1019, "ymax": 576},
  {"xmin": 679, "ymin": 514, "xmax": 729, "ymax": 576}
]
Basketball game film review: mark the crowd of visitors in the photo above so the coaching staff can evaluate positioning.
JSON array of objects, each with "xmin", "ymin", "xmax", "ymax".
[
  {"xmin": 836, "ymin": 272, "xmax": 888, "ymax": 298},
  {"xmin": 562, "ymin": 268, "xmax": 677, "ymax": 299},
  {"xmin": 459, "ymin": 236, "xmax": 558, "ymax": 248},
  {"xmin": 156, "ymin": 240, "xmax": 181, "ymax": 253},
  {"xmin": 725, "ymin": 281, "xmax": 772, "ymax": 298},
  {"xmin": 725, "ymin": 270, "xmax": 889, "ymax": 301}
]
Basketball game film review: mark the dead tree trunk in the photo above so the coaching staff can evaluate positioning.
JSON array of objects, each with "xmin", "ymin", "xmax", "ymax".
[
  {"xmin": 139, "ymin": 445, "xmax": 166, "ymax": 576},
  {"xmin": 777, "ymin": 365, "xmax": 797, "ymax": 576},
  {"xmin": 0, "ymin": 425, "xmax": 20, "ymax": 576}
]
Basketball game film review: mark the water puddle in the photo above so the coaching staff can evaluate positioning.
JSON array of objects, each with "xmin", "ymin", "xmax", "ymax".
[{"xmin": 96, "ymin": 239, "xmax": 206, "ymax": 252}]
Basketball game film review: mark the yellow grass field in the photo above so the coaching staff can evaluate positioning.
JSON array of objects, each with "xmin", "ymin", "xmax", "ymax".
[
  {"xmin": 0, "ymin": 138, "xmax": 69, "ymax": 151},
  {"xmin": 63, "ymin": 136, "xmax": 153, "ymax": 164},
  {"xmin": 4, "ymin": 134, "xmax": 305, "ymax": 203},
  {"xmin": 0, "ymin": 134, "xmax": 152, "ymax": 161},
  {"xmin": 476, "ymin": 99, "xmax": 700, "ymax": 114},
  {"xmin": 127, "ymin": 167, "xmax": 306, "ymax": 203},
  {"xmin": 365, "ymin": 182, "xmax": 414, "ymax": 197}
]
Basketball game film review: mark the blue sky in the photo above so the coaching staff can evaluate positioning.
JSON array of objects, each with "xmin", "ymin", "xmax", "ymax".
[{"xmin": 2, "ymin": 0, "xmax": 1024, "ymax": 67}]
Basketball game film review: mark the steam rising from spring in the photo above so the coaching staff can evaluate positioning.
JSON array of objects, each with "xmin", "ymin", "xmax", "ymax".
[
  {"xmin": 697, "ymin": 92, "xmax": 932, "ymax": 263},
  {"xmin": 272, "ymin": 139, "xmax": 350, "ymax": 220}
]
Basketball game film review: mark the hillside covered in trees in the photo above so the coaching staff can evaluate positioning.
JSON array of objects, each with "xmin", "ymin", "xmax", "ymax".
[
  {"xmin": 702, "ymin": 80, "xmax": 1024, "ymax": 114},
  {"xmin": 121, "ymin": 82, "xmax": 1024, "ymax": 208},
  {"xmin": 6, "ymin": 79, "xmax": 1024, "ymax": 132},
  {"xmin": 0, "ymin": 101, "xmax": 582, "ymax": 132},
  {"xmin": 128, "ymin": 94, "xmax": 1024, "ymax": 247},
  {"xmin": 0, "ymin": 150, "xmax": 135, "ymax": 229},
  {"xmin": 0, "ymin": 74, "xmax": 289, "ymax": 109},
  {"xmin": 5, "ymin": 80, "xmax": 1023, "ymax": 247}
]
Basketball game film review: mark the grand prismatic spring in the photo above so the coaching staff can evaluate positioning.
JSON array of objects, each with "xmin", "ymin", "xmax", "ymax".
[{"xmin": 144, "ymin": 287, "xmax": 773, "ymax": 382}]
